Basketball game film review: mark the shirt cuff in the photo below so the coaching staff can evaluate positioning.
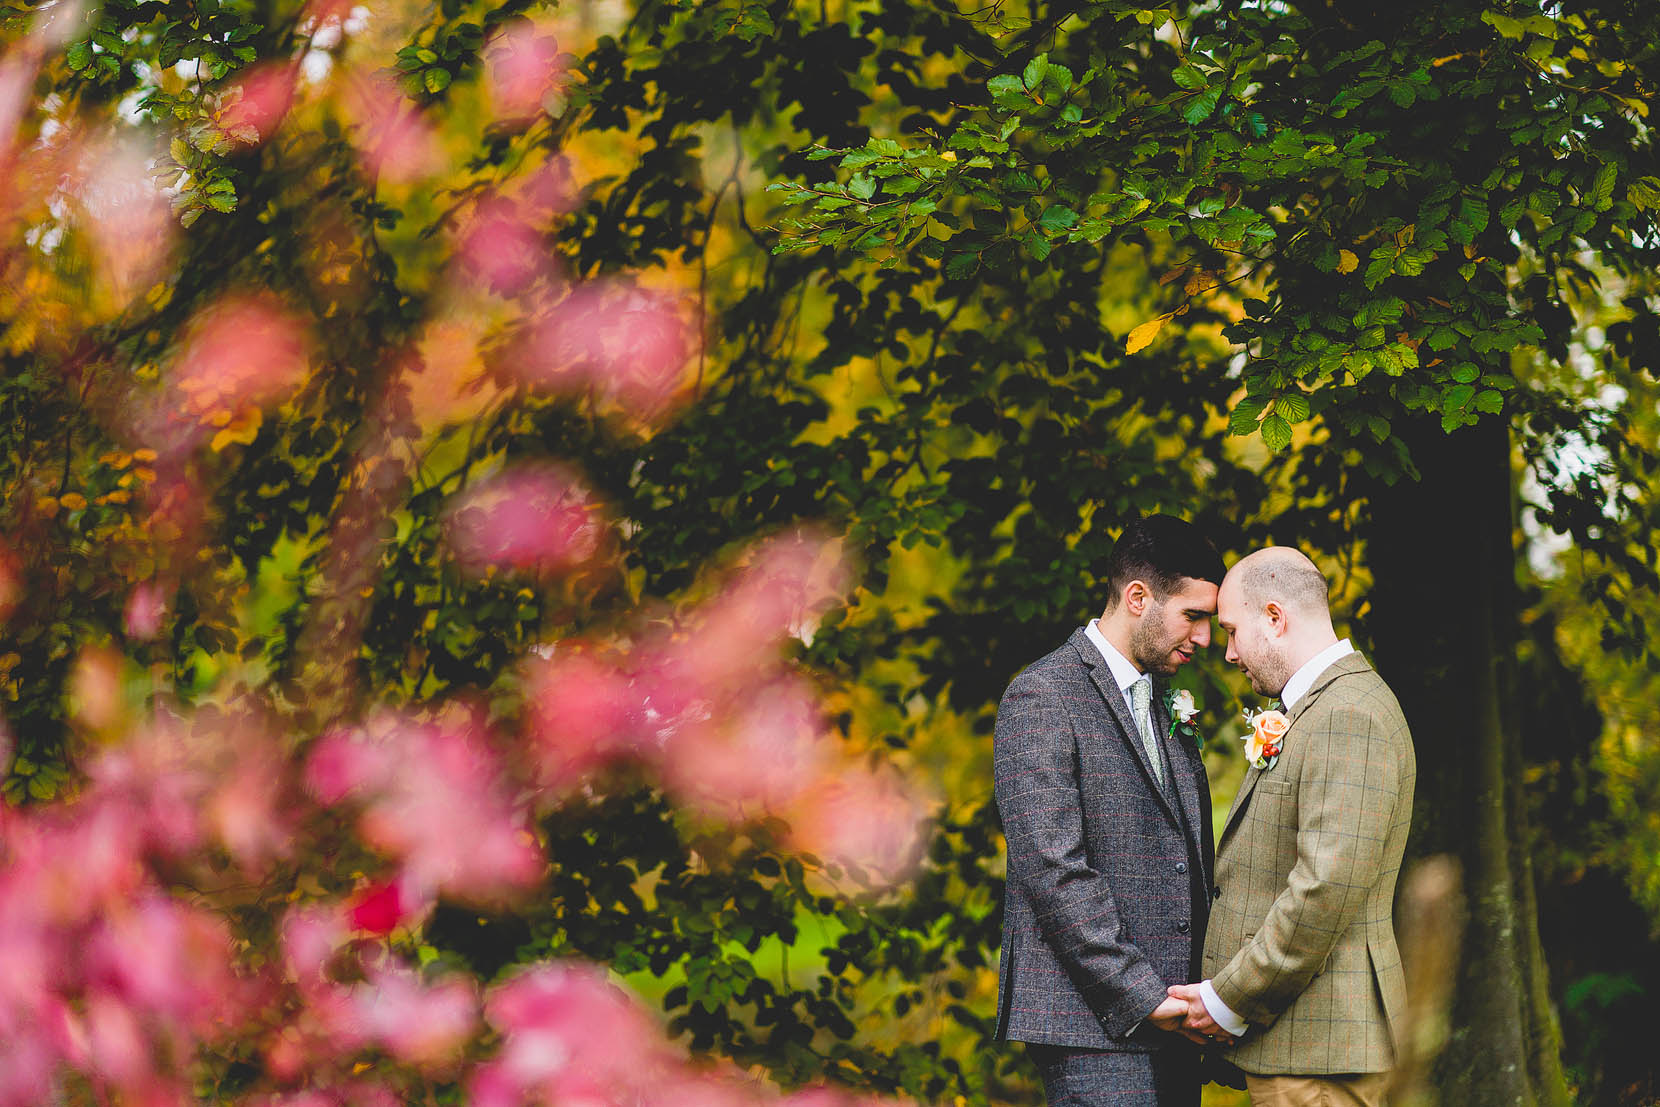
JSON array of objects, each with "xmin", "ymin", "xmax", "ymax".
[{"xmin": 1199, "ymin": 979, "xmax": 1248, "ymax": 1037}]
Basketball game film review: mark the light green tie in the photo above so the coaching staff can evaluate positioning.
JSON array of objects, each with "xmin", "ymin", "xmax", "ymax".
[{"xmin": 1129, "ymin": 676, "xmax": 1164, "ymax": 787}]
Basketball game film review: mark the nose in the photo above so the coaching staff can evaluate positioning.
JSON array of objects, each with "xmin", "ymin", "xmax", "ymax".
[
  {"xmin": 1224, "ymin": 636, "xmax": 1238, "ymax": 664},
  {"xmin": 1191, "ymin": 620, "xmax": 1211, "ymax": 649}
]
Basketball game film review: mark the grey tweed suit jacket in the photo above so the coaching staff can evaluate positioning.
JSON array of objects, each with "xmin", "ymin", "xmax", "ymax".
[{"xmin": 994, "ymin": 628, "xmax": 1215, "ymax": 1050}]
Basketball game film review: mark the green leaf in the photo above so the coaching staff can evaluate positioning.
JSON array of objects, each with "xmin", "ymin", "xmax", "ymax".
[
  {"xmin": 1023, "ymin": 54, "xmax": 1049, "ymax": 91},
  {"xmin": 1172, "ymin": 65, "xmax": 1208, "ymax": 91},
  {"xmin": 1260, "ymin": 413, "xmax": 1292, "ymax": 452},
  {"xmin": 1182, "ymin": 88, "xmax": 1223, "ymax": 124},
  {"xmin": 848, "ymin": 174, "xmax": 875, "ymax": 200},
  {"xmin": 1275, "ymin": 392, "xmax": 1311, "ymax": 424},
  {"xmin": 424, "ymin": 67, "xmax": 452, "ymax": 93},
  {"xmin": 1450, "ymin": 196, "xmax": 1490, "ymax": 243},
  {"xmin": 1037, "ymin": 204, "xmax": 1078, "ymax": 233},
  {"xmin": 1588, "ymin": 160, "xmax": 1617, "ymax": 211},
  {"xmin": 66, "ymin": 41, "xmax": 92, "ymax": 71},
  {"xmin": 1627, "ymin": 176, "xmax": 1660, "ymax": 211},
  {"xmin": 1228, "ymin": 395, "xmax": 1267, "ymax": 436},
  {"xmin": 1364, "ymin": 252, "xmax": 1394, "ymax": 290}
]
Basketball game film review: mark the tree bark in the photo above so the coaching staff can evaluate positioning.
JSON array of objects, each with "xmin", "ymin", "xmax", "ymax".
[{"xmin": 1359, "ymin": 416, "xmax": 1571, "ymax": 1107}]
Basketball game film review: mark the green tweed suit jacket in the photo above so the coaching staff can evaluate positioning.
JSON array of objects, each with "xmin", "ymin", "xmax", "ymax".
[{"xmin": 1202, "ymin": 653, "xmax": 1416, "ymax": 1075}]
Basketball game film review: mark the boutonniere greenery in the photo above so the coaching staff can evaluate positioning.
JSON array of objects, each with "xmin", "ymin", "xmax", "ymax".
[
  {"xmin": 1242, "ymin": 704, "xmax": 1289, "ymax": 770},
  {"xmin": 1164, "ymin": 687, "xmax": 1203, "ymax": 749}
]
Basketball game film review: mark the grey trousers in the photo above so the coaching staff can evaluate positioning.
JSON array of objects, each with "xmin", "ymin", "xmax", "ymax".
[{"xmin": 1026, "ymin": 1042, "xmax": 1202, "ymax": 1107}]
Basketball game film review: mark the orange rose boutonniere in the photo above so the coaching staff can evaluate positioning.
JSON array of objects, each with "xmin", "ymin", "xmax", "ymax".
[{"xmin": 1242, "ymin": 706, "xmax": 1289, "ymax": 770}]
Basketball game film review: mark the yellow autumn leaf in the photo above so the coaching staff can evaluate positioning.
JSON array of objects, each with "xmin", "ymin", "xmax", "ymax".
[
  {"xmin": 36, "ymin": 497, "xmax": 60, "ymax": 518},
  {"xmin": 1337, "ymin": 249, "xmax": 1360, "ymax": 274},
  {"xmin": 59, "ymin": 492, "xmax": 88, "ymax": 511},
  {"xmin": 133, "ymin": 447, "xmax": 158, "ymax": 463},
  {"xmin": 210, "ymin": 407, "xmax": 263, "ymax": 452},
  {"xmin": 1125, "ymin": 314, "xmax": 1172, "ymax": 355}
]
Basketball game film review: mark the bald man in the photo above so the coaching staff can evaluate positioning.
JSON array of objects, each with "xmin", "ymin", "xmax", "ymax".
[{"xmin": 1167, "ymin": 548, "xmax": 1416, "ymax": 1107}]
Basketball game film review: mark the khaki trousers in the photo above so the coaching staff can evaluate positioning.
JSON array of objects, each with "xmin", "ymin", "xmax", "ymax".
[{"xmin": 1245, "ymin": 1072, "xmax": 1391, "ymax": 1107}]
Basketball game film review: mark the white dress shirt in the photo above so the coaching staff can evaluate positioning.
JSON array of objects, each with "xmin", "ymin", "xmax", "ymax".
[
  {"xmin": 1085, "ymin": 619, "xmax": 1146, "ymax": 694},
  {"xmin": 1199, "ymin": 638, "xmax": 1356, "ymax": 1038}
]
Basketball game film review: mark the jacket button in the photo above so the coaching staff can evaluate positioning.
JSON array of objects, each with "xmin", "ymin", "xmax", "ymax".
[
  {"xmin": 1175, "ymin": 862, "xmax": 1188, "ymax": 874},
  {"xmin": 1177, "ymin": 920, "xmax": 1190, "ymax": 934},
  {"xmin": 1212, "ymin": 886, "xmax": 1222, "ymax": 899}
]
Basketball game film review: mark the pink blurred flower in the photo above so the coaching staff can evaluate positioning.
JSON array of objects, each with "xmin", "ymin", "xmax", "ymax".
[
  {"xmin": 485, "ymin": 21, "xmax": 568, "ymax": 123},
  {"xmin": 71, "ymin": 134, "xmax": 173, "ymax": 303},
  {"xmin": 305, "ymin": 710, "xmax": 544, "ymax": 901},
  {"xmin": 0, "ymin": 542, "xmax": 20, "ymax": 623},
  {"xmin": 0, "ymin": 55, "xmax": 36, "ymax": 159},
  {"xmin": 217, "ymin": 62, "xmax": 299, "ymax": 146},
  {"xmin": 515, "ymin": 282, "xmax": 696, "ymax": 421},
  {"xmin": 346, "ymin": 878, "xmax": 414, "ymax": 935},
  {"xmin": 83, "ymin": 895, "xmax": 246, "ymax": 1031},
  {"xmin": 786, "ymin": 767, "xmax": 926, "ymax": 885},
  {"xmin": 70, "ymin": 645, "xmax": 125, "ymax": 733},
  {"xmin": 80, "ymin": 995, "xmax": 148, "ymax": 1085},
  {"xmin": 341, "ymin": 72, "xmax": 442, "ymax": 183},
  {"xmin": 280, "ymin": 903, "xmax": 349, "ymax": 985},
  {"xmin": 443, "ymin": 462, "xmax": 608, "ymax": 578},
  {"xmin": 472, "ymin": 962, "xmax": 673, "ymax": 1107},
  {"xmin": 122, "ymin": 580, "xmax": 167, "ymax": 639},
  {"xmin": 315, "ymin": 964, "xmax": 477, "ymax": 1069},
  {"xmin": 205, "ymin": 737, "xmax": 294, "ymax": 872},
  {"xmin": 452, "ymin": 196, "xmax": 550, "ymax": 297},
  {"xmin": 521, "ymin": 646, "xmax": 636, "ymax": 785},
  {"xmin": 172, "ymin": 293, "xmax": 310, "ymax": 418},
  {"xmin": 657, "ymin": 676, "xmax": 828, "ymax": 817},
  {"xmin": 653, "ymin": 530, "xmax": 847, "ymax": 700},
  {"xmin": 521, "ymin": 155, "xmax": 579, "ymax": 217}
]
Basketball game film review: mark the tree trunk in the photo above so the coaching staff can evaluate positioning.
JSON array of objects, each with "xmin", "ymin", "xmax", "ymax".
[{"xmin": 1359, "ymin": 417, "xmax": 1571, "ymax": 1107}]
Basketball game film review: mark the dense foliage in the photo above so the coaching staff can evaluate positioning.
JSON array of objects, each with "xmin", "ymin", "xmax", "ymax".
[{"xmin": 3, "ymin": 0, "xmax": 1660, "ymax": 1104}]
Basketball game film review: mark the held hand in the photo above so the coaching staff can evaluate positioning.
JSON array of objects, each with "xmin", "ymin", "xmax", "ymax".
[
  {"xmin": 1145, "ymin": 996, "xmax": 1189, "ymax": 1033},
  {"xmin": 1166, "ymin": 983, "xmax": 1236, "ymax": 1046}
]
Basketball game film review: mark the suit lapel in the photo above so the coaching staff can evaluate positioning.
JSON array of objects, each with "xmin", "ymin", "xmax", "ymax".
[
  {"xmin": 1160, "ymin": 690, "xmax": 1204, "ymax": 844},
  {"xmin": 1072, "ymin": 631, "xmax": 1181, "ymax": 827},
  {"xmin": 1220, "ymin": 763, "xmax": 1261, "ymax": 843},
  {"xmin": 1218, "ymin": 652, "xmax": 1374, "ymax": 843}
]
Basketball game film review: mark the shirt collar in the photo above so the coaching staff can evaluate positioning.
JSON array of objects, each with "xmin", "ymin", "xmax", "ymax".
[
  {"xmin": 1281, "ymin": 638, "xmax": 1355, "ymax": 710},
  {"xmin": 1084, "ymin": 620, "xmax": 1146, "ymax": 694}
]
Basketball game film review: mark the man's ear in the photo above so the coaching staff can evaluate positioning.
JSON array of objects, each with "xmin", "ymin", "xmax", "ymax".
[
  {"xmin": 1123, "ymin": 580, "xmax": 1150, "ymax": 616},
  {"xmin": 1264, "ymin": 600, "xmax": 1287, "ymax": 636}
]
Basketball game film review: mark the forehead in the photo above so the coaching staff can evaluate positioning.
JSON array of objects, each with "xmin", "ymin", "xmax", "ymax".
[
  {"xmin": 1215, "ymin": 575, "xmax": 1244, "ymax": 619},
  {"xmin": 1167, "ymin": 577, "xmax": 1219, "ymax": 612}
]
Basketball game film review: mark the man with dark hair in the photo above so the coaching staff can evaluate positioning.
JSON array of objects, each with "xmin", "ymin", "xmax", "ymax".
[{"xmin": 994, "ymin": 515, "xmax": 1226, "ymax": 1107}]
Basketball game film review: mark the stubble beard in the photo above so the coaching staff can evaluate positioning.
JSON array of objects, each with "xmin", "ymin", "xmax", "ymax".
[
  {"xmin": 1129, "ymin": 610, "xmax": 1182, "ymax": 676},
  {"xmin": 1248, "ymin": 651, "xmax": 1292, "ymax": 699}
]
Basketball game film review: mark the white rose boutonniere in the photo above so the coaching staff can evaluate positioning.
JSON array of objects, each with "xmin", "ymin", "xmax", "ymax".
[
  {"xmin": 1164, "ymin": 687, "xmax": 1204, "ymax": 749},
  {"xmin": 1242, "ymin": 705, "xmax": 1289, "ymax": 770}
]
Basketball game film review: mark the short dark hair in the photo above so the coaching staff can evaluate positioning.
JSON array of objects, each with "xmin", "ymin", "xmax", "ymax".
[{"xmin": 1102, "ymin": 515, "xmax": 1224, "ymax": 608}]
